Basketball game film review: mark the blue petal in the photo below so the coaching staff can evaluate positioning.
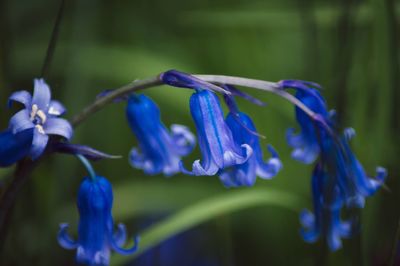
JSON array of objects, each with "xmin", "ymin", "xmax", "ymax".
[
  {"xmin": 126, "ymin": 94, "xmax": 191, "ymax": 176},
  {"xmin": 44, "ymin": 117, "xmax": 73, "ymax": 140},
  {"xmin": 189, "ymin": 90, "xmax": 250, "ymax": 172},
  {"xmin": 180, "ymin": 159, "xmax": 219, "ymax": 176},
  {"xmin": 128, "ymin": 147, "xmax": 148, "ymax": 171},
  {"xmin": 256, "ymin": 145, "xmax": 282, "ymax": 180},
  {"xmin": 57, "ymin": 223, "xmax": 78, "ymax": 249},
  {"xmin": 286, "ymin": 128, "xmax": 305, "ymax": 148},
  {"xmin": 8, "ymin": 90, "xmax": 32, "ymax": 108},
  {"xmin": 291, "ymin": 144, "xmax": 320, "ymax": 165},
  {"xmin": 129, "ymin": 147, "xmax": 179, "ymax": 176},
  {"xmin": 29, "ymin": 129, "xmax": 49, "ymax": 160},
  {"xmin": 219, "ymin": 161, "xmax": 256, "ymax": 187},
  {"xmin": 327, "ymin": 230, "xmax": 342, "ymax": 252},
  {"xmin": 300, "ymin": 209, "xmax": 315, "ymax": 228},
  {"xmin": 375, "ymin": 167, "xmax": 387, "ymax": 183},
  {"xmin": 346, "ymin": 196, "xmax": 365, "ymax": 208},
  {"xmin": 110, "ymin": 233, "xmax": 139, "ymax": 255},
  {"xmin": 8, "ymin": 109, "xmax": 34, "ymax": 134},
  {"xmin": 48, "ymin": 100, "xmax": 66, "ymax": 116},
  {"xmin": 113, "ymin": 224, "xmax": 127, "ymax": 247},
  {"xmin": 32, "ymin": 79, "xmax": 51, "ymax": 111},
  {"xmin": 0, "ymin": 129, "xmax": 33, "ymax": 167},
  {"xmin": 222, "ymin": 144, "xmax": 252, "ymax": 167},
  {"xmin": 170, "ymin": 124, "xmax": 196, "ymax": 156},
  {"xmin": 77, "ymin": 246, "xmax": 110, "ymax": 266},
  {"xmin": 343, "ymin": 127, "xmax": 356, "ymax": 141},
  {"xmin": 299, "ymin": 210, "xmax": 319, "ymax": 243}
]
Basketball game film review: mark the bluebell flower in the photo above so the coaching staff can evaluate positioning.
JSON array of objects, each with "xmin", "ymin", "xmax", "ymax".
[
  {"xmin": 6, "ymin": 78, "xmax": 73, "ymax": 160},
  {"xmin": 219, "ymin": 108, "xmax": 282, "ymax": 187},
  {"xmin": 300, "ymin": 163, "xmax": 352, "ymax": 251},
  {"xmin": 323, "ymin": 128, "xmax": 387, "ymax": 208},
  {"xmin": 126, "ymin": 94, "xmax": 195, "ymax": 176},
  {"xmin": 280, "ymin": 80, "xmax": 330, "ymax": 164},
  {"xmin": 58, "ymin": 176, "xmax": 138, "ymax": 266},
  {"xmin": 0, "ymin": 128, "xmax": 34, "ymax": 167},
  {"xmin": 180, "ymin": 90, "xmax": 252, "ymax": 176}
]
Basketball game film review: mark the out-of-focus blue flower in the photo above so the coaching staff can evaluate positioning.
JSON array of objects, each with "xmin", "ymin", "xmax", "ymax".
[
  {"xmin": 218, "ymin": 105, "xmax": 282, "ymax": 187},
  {"xmin": 180, "ymin": 90, "xmax": 252, "ymax": 176},
  {"xmin": 6, "ymin": 79, "xmax": 73, "ymax": 160},
  {"xmin": 300, "ymin": 163, "xmax": 351, "ymax": 251},
  {"xmin": 126, "ymin": 94, "xmax": 195, "ymax": 176},
  {"xmin": 58, "ymin": 176, "xmax": 138, "ymax": 266},
  {"xmin": 300, "ymin": 131, "xmax": 386, "ymax": 251},
  {"xmin": 324, "ymin": 128, "xmax": 387, "ymax": 208},
  {"xmin": 282, "ymin": 80, "xmax": 387, "ymax": 250},
  {"xmin": 280, "ymin": 80, "xmax": 330, "ymax": 164}
]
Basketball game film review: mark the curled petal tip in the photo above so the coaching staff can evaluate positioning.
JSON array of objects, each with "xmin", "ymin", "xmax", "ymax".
[
  {"xmin": 266, "ymin": 144, "xmax": 279, "ymax": 158},
  {"xmin": 180, "ymin": 159, "xmax": 219, "ymax": 176},
  {"xmin": 344, "ymin": 128, "xmax": 356, "ymax": 141},
  {"xmin": 376, "ymin": 167, "xmax": 387, "ymax": 181},
  {"xmin": 111, "ymin": 233, "xmax": 140, "ymax": 255},
  {"xmin": 8, "ymin": 90, "xmax": 32, "ymax": 109},
  {"xmin": 57, "ymin": 223, "xmax": 78, "ymax": 250}
]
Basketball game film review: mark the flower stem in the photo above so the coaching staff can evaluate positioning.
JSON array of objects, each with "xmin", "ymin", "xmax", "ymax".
[
  {"xmin": 71, "ymin": 72, "xmax": 320, "ymax": 128},
  {"xmin": 0, "ymin": 0, "xmax": 66, "ymax": 257},
  {"xmin": 71, "ymin": 75, "xmax": 162, "ymax": 127},
  {"xmin": 193, "ymin": 74, "xmax": 318, "ymax": 119},
  {"xmin": 75, "ymin": 155, "xmax": 96, "ymax": 181},
  {"xmin": 40, "ymin": 0, "xmax": 66, "ymax": 78},
  {"xmin": 0, "ymin": 158, "xmax": 41, "ymax": 254}
]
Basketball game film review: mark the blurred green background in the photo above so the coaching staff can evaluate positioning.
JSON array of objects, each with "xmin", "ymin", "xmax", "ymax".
[{"xmin": 0, "ymin": 0, "xmax": 399, "ymax": 265}]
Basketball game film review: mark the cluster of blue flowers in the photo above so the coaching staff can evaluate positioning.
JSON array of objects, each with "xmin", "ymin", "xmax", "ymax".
[
  {"xmin": 280, "ymin": 80, "xmax": 387, "ymax": 251},
  {"xmin": 0, "ymin": 72, "xmax": 387, "ymax": 265},
  {"xmin": 127, "ymin": 70, "xmax": 282, "ymax": 187}
]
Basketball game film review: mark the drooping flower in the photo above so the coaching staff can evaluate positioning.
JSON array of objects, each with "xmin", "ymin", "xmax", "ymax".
[
  {"xmin": 300, "ymin": 162, "xmax": 352, "ymax": 251},
  {"xmin": 323, "ymin": 128, "xmax": 387, "ymax": 208},
  {"xmin": 283, "ymin": 80, "xmax": 387, "ymax": 250},
  {"xmin": 126, "ymin": 94, "xmax": 195, "ymax": 176},
  {"xmin": 180, "ymin": 89, "xmax": 252, "ymax": 176},
  {"xmin": 300, "ymin": 130, "xmax": 386, "ymax": 251},
  {"xmin": 218, "ymin": 98, "xmax": 282, "ymax": 187},
  {"xmin": 280, "ymin": 80, "xmax": 330, "ymax": 164},
  {"xmin": 58, "ymin": 176, "xmax": 138, "ymax": 266},
  {"xmin": 6, "ymin": 78, "xmax": 73, "ymax": 160}
]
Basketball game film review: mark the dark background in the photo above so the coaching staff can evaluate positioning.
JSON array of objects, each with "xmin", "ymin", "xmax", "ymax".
[{"xmin": 0, "ymin": 0, "xmax": 399, "ymax": 265}]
